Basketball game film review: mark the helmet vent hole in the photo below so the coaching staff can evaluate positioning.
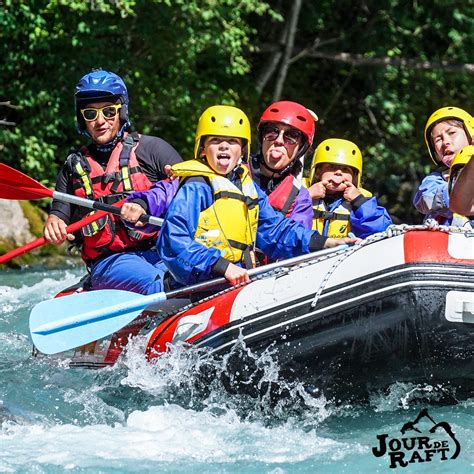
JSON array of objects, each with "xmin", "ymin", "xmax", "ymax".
[
  {"xmin": 239, "ymin": 119, "xmax": 243, "ymax": 124},
  {"xmin": 352, "ymin": 150, "xmax": 356, "ymax": 155},
  {"xmin": 296, "ymin": 115, "xmax": 307, "ymax": 122},
  {"xmin": 270, "ymin": 108, "xmax": 279, "ymax": 113},
  {"xmin": 325, "ymin": 146, "xmax": 330, "ymax": 151},
  {"xmin": 211, "ymin": 116, "xmax": 216, "ymax": 122}
]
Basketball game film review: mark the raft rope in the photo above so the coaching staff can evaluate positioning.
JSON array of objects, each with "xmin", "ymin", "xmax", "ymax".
[
  {"xmin": 142, "ymin": 222, "xmax": 473, "ymax": 323},
  {"xmin": 309, "ymin": 221, "xmax": 473, "ymax": 309}
]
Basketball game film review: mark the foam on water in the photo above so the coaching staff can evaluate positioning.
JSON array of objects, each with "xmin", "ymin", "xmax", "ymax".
[
  {"xmin": 0, "ymin": 269, "xmax": 82, "ymax": 318},
  {"xmin": 1, "ymin": 266, "xmax": 473, "ymax": 473},
  {"xmin": 1, "ymin": 403, "xmax": 362, "ymax": 472}
]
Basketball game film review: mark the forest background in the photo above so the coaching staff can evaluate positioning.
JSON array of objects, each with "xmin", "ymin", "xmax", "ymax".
[{"xmin": 1, "ymin": 0, "xmax": 473, "ymax": 224}]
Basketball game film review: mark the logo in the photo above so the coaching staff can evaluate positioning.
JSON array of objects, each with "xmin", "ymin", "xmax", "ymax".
[{"xmin": 372, "ymin": 408, "xmax": 461, "ymax": 469}]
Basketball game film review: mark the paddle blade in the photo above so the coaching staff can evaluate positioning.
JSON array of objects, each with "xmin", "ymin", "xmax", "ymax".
[
  {"xmin": 0, "ymin": 163, "xmax": 52, "ymax": 200},
  {"xmin": 30, "ymin": 289, "xmax": 166, "ymax": 355}
]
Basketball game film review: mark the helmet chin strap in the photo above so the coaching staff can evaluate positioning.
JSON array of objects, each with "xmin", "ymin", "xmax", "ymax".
[{"xmin": 260, "ymin": 158, "xmax": 286, "ymax": 176}]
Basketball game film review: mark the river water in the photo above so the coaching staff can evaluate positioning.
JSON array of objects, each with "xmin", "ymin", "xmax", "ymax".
[{"xmin": 0, "ymin": 265, "xmax": 473, "ymax": 473}]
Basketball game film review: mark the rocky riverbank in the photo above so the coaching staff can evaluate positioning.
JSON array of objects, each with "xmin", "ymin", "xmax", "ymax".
[{"xmin": 0, "ymin": 199, "xmax": 73, "ymax": 268}]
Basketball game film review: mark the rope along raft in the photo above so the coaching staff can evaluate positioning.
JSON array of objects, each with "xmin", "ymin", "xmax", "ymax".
[{"xmin": 136, "ymin": 222, "xmax": 473, "ymax": 325}]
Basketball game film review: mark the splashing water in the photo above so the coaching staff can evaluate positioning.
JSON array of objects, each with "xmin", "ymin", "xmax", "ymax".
[{"xmin": 1, "ymin": 265, "xmax": 473, "ymax": 472}]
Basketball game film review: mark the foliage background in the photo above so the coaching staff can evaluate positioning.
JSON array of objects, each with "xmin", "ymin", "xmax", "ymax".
[{"xmin": 1, "ymin": 0, "xmax": 473, "ymax": 223}]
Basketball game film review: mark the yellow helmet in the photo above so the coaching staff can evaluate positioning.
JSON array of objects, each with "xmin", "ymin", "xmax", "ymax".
[
  {"xmin": 309, "ymin": 138, "xmax": 363, "ymax": 186},
  {"xmin": 194, "ymin": 105, "xmax": 251, "ymax": 160},
  {"xmin": 448, "ymin": 145, "xmax": 474, "ymax": 194},
  {"xmin": 424, "ymin": 106, "xmax": 474, "ymax": 166}
]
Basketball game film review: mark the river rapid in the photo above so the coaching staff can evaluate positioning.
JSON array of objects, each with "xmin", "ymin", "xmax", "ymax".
[{"xmin": 1, "ymin": 265, "xmax": 473, "ymax": 473}]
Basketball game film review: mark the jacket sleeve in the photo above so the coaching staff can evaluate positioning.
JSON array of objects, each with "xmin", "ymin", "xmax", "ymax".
[
  {"xmin": 157, "ymin": 180, "xmax": 225, "ymax": 286},
  {"xmin": 289, "ymin": 186, "xmax": 313, "ymax": 229},
  {"xmin": 124, "ymin": 179, "xmax": 179, "ymax": 233},
  {"xmin": 350, "ymin": 196, "xmax": 393, "ymax": 238},
  {"xmin": 413, "ymin": 171, "xmax": 452, "ymax": 219},
  {"xmin": 256, "ymin": 186, "xmax": 327, "ymax": 259}
]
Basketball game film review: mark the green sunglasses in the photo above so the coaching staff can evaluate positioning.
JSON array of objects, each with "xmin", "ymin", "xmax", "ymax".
[{"xmin": 80, "ymin": 104, "xmax": 122, "ymax": 122}]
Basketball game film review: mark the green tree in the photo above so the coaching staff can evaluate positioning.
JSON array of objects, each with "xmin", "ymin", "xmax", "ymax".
[{"xmin": 1, "ymin": 0, "xmax": 472, "ymax": 223}]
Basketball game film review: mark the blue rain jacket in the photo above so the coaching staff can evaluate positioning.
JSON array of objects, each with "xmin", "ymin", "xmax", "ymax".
[
  {"xmin": 157, "ymin": 177, "xmax": 325, "ymax": 286},
  {"xmin": 413, "ymin": 171, "xmax": 452, "ymax": 225}
]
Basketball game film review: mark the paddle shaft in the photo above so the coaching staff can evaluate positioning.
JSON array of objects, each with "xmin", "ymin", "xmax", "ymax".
[
  {"xmin": 0, "ymin": 163, "xmax": 162, "ymax": 225},
  {"xmin": 164, "ymin": 244, "xmax": 349, "ymax": 299},
  {"xmin": 51, "ymin": 191, "xmax": 163, "ymax": 227},
  {"xmin": 29, "ymin": 244, "xmax": 351, "ymax": 353}
]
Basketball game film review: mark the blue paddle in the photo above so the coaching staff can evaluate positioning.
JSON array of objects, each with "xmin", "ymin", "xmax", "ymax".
[
  {"xmin": 30, "ymin": 290, "xmax": 168, "ymax": 354},
  {"xmin": 30, "ymin": 245, "xmax": 350, "ymax": 354}
]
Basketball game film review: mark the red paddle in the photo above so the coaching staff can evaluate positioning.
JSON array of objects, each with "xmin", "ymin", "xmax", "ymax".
[
  {"xmin": 0, "ymin": 163, "xmax": 163, "ymax": 264},
  {"xmin": 0, "ymin": 164, "xmax": 162, "ymax": 225},
  {"xmin": 0, "ymin": 208, "xmax": 111, "ymax": 264}
]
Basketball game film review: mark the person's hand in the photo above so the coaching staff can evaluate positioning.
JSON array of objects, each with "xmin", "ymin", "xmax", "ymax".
[
  {"xmin": 324, "ymin": 236, "xmax": 361, "ymax": 248},
  {"xmin": 121, "ymin": 202, "xmax": 146, "ymax": 227},
  {"xmin": 308, "ymin": 180, "xmax": 328, "ymax": 199},
  {"xmin": 44, "ymin": 215, "xmax": 74, "ymax": 245},
  {"xmin": 343, "ymin": 181, "xmax": 362, "ymax": 202},
  {"xmin": 164, "ymin": 164, "xmax": 178, "ymax": 180},
  {"xmin": 224, "ymin": 263, "xmax": 250, "ymax": 286}
]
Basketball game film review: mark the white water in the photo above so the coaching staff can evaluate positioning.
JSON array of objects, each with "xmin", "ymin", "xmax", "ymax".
[{"xmin": 1, "ymin": 266, "xmax": 473, "ymax": 473}]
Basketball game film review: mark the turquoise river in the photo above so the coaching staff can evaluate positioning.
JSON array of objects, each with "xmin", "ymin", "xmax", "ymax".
[{"xmin": 1, "ymin": 264, "xmax": 473, "ymax": 473}]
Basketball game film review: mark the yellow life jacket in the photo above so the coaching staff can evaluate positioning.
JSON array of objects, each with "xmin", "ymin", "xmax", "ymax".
[
  {"xmin": 312, "ymin": 188, "xmax": 372, "ymax": 237},
  {"xmin": 172, "ymin": 160, "xmax": 259, "ymax": 265},
  {"xmin": 451, "ymin": 213, "xmax": 474, "ymax": 230}
]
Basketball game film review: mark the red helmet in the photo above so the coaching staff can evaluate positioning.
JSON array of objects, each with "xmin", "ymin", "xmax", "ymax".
[{"xmin": 258, "ymin": 101, "xmax": 316, "ymax": 146}]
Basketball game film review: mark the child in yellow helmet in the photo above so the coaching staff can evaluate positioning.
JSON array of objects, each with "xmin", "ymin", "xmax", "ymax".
[
  {"xmin": 151, "ymin": 106, "xmax": 355, "ymax": 288},
  {"xmin": 448, "ymin": 145, "xmax": 474, "ymax": 226},
  {"xmin": 307, "ymin": 138, "xmax": 392, "ymax": 238},
  {"xmin": 413, "ymin": 106, "xmax": 473, "ymax": 224}
]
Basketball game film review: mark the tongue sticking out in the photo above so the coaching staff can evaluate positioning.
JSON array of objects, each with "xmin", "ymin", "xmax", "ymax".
[
  {"xmin": 268, "ymin": 149, "xmax": 284, "ymax": 163},
  {"xmin": 329, "ymin": 177, "xmax": 344, "ymax": 186},
  {"xmin": 217, "ymin": 154, "xmax": 231, "ymax": 167},
  {"xmin": 441, "ymin": 150, "xmax": 454, "ymax": 167}
]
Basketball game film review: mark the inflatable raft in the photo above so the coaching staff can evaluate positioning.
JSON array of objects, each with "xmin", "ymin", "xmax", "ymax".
[{"xmin": 40, "ymin": 227, "xmax": 474, "ymax": 398}]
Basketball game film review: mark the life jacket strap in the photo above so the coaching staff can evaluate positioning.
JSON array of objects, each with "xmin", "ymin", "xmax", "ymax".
[
  {"xmin": 214, "ymin": 191, "xmax": 259, "ymax": 209},
  {"xmin": 313, "ymin": 209, "xmax": 351, "ymax": 221}
]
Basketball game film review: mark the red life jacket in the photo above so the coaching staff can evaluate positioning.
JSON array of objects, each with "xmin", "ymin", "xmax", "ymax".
[
  {"xmin": 70, "ymin": 133, "xmax": 159, "ymax": 263},
  {"xmin": 267, "ymin": 174, "xmax": 301, "ymax": 217}
]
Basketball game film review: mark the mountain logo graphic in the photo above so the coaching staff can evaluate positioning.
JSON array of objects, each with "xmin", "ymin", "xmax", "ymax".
[{"xmin": 372, "ymin": 408, "xmax": 461, "ymax": 468}]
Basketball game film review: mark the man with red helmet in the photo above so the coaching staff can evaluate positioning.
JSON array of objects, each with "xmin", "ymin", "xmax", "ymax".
[
  {"xmin": 249, "ymin": 101, "xmax": 317, "ymax": 229},
  {"xmin": 44, "ymin": 70, "xmax": 182, "ymax": 294}
]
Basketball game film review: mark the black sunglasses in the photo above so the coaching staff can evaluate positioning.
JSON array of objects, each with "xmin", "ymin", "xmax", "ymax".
[{"xmin": 262, "ymin": 125, "xmax": 303, "ymax": 145}]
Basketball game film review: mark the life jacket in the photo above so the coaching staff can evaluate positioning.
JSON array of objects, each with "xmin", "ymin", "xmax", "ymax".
[
  {"xmin": 69, "ymin": 133, "xmax": 158, "ymax": 262},
  {"xmin": 451, "ymin": 213, "xmax": 474, "ymax": 230},
  {"xmin": 312, "ymin": 188, "xmax": 372, "ymax": 237},
  {"xmin": 172, "ymin": 160, "xmax": 259, "ymax": 267},
  {"xmin": 267, "ymin": 174, "xmax": 301, "ymax": 217}
]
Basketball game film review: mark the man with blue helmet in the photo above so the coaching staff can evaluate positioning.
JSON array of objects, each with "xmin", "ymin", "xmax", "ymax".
[{"xmin": 44, "ymin": 70, "xmax": 182, "ymax": 294}]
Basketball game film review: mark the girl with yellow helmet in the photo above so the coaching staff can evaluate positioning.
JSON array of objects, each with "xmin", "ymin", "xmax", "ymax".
[
  {"xmin": 307, "ymin": 138, "xmax": 392, "ymax": 238},
  {"xmin": 139, "ymin": 105, "xmax": 356, "ymax": 289},
  {"xmin": 413, "ymin": 106, "xmax": 473, "ymax": 225}
]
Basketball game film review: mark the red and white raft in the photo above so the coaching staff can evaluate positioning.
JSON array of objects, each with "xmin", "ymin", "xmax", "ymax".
[{"xmin": 55, "ymin": 228, "xmax": 474, "ymax": 397}]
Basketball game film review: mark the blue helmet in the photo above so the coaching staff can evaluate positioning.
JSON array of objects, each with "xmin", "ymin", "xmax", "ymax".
[{"xmin": 75, "ymin": 70, "xmax": 130, "ymax": 134}]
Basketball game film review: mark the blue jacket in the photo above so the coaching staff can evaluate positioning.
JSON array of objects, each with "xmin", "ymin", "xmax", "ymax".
[
  {"xmin": 413, "ymin": 170, "xmax": 452, "ymax": 225},
  {"xmin": 316, "ymin": 194, "xmax": 392, "ymax": 238},
  {"xmin": 157, "ymin": 176, "xmax": 326, "ymax": 286}
]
